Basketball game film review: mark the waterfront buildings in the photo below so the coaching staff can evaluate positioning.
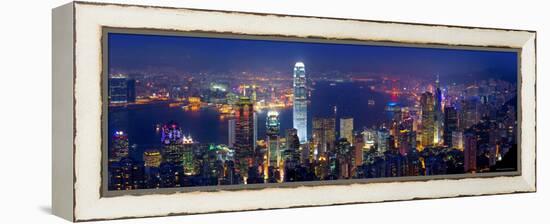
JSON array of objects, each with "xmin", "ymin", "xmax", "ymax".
[
  {"xmin": 109, "ymin": 74, "xmax": 129, "ymax": 104},
  {"xmin": 108, "ymin": 74, "xmax": 136, "ymax": 104}
]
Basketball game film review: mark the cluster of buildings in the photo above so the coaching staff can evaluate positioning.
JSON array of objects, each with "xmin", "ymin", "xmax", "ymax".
[{"xmin": 108, "ymin": 62, "xmax": 518, "ymax": 190}]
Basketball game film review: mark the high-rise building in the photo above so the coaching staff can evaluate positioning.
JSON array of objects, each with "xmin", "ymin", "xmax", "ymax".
[
  {"xmin": 109, "ymin": 74, "xmax": 129, "ymax": 104},
  {"xmin": 312, "ymin": 117, "xmax": 336, "ymax": 157},
  {"xmin": 452, "ymin": 131, "xmax": 464, "ymax": 150},
  {"xmin": 336, "ymin": 138, "xmax": 352, "ymax": 179},
  {"xmin": 284, "ymin": 128, "xmax": 301, "ymax": 162},
  {"xmin": 110, "ymin": 130, "xmax": 129, "ymax": 162},
  {"xmin": 234, "ymin": 96, "xmax": 255, "ymax": 178},
  {"xmin": 444, "ymin": 106, "xmax": 459, "ymax": 147},
  {"xmin": 293, "ymin": 62, "xmax": 308, "ymax": 143},
  {"xmin": 361, "ymin": 128, "xmax": 376, "ymax": 150},
  {"xmin": 434, "ymin": 75, "xmax": 444, "ymax": 144},
  {"xmin": 340, "ymin": 117, "xmax": 354, "ymax": 145},
  {"xmin": 266, "ymin": 111, "xmax": 281, "ymax": 168},
  {"xmin": 228, "ymin": 119, "xmax": 236, "ymax": 147},
  {"xmin": 353, "ymin": 133, "xmax": 364, "ymax": 169},
  {"xmin": 464, "ymin": 131, "xmax": 477, "ymax": 173},
  {"xmin": 143, "ymin": 150, "xmax": 162, "ymax": 168},
  {"xmin": 181, "ymin": 135, "xmax": 196, "ymax": 175},
  {"xmin": 109, "ymin": 157, "xmax": 144, "ymax": 190},
  {"xmin": 160, "ymin": 122, "xmax": 185, "ymax": 164},
  {"xmin": 461, "ymin": 98, "xmax": 480, "ymax": 130},
  {"xmin": 377, "ymin": 127, "xmax": 390, "ymax": 153},
  {"xmin": 398, "ymin": 126, "xmax": 413, "ymax": 156},
  {"xmin": 421, "ymin": 92, "xmax": 435, "ymax": 148}
]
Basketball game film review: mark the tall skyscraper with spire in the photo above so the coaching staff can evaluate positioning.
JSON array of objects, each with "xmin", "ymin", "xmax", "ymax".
[{"xmin": 293, "ymin": 62, "xmax": 308, "ymax": 143}]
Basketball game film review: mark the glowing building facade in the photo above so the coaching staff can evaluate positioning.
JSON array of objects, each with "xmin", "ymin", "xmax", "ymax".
[
  {"xmin": 109, "ymin": 74, "xmax": 128, "ymax": 104},
  {"xmin": 293, "ymin": 62, "xmax": 308, "ymax": 143},
  {"xmin": 111, "ymin": 131, "xmax": 129, "ymax": 162},
  {"xmin": 312, "ymin": 117, "xmax": 336, "ymax": 158},
  {"xmin": 266, "ymin": 111, "xmax": 281, "ymax": 168},
  {"xmin": 234, "ymin": 96, "xmax": 255, "ymax": 178},
  {"xmin": 340, "ymin": 117, "xmax": 354, "ymax": 144},
  {"xmin": 421, "ymin": 92, "xmax": 435, "ymax": 148},
  {"xmin": 160, "ymin": 123, "xmax": 185, "ymax": 164},
  {"xmin": 143, "ymin": 150, "xmax": 162, "ymax": 168}
]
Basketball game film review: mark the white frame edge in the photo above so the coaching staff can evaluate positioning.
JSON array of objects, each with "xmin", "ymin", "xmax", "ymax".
[{"xmin": 59, "ymin": 2, "xmax": 536, "ymax": 221}]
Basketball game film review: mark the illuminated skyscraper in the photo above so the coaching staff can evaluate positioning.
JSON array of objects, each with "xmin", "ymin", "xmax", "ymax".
[
  {"xmin": 143, "ymin": 150, "xmax": 162, "ymax": 168},
  {"xmin": 181, "ymin": 135, "xmax": 196, "ymax": 175},
  {"xmin": 376, "ymin": 127, "xmax": 390, "ymax": 153},
  {"xmin": 444, "ymin": 106, "xmax": 459, "ymax": 147},
  {"xmin": 339, "ymin": 117, "xmax": 354, "ymax": 145},
  {"xmin": 109, "ymin": 74, "xmax": 129, "ymax": 104},
  {"xmin": 312, "ymin": 117, "xmax": 336, "ymax": 157},
  {"xmin": 336, "ymin": 138, "xmax": 352, "ymax": 178},
  {"xmin": 398, "ymin": 125, "xmax": 414, "ymax": 156},
  {"xmin": 361, "ymin": 128, "xmax": 376, "ymax": 150},
  {"xmin": 461, "ymin": 98, "xmax": 480, "ymax": 130},
  {"xmin": 353, "ymin": 133, "xmax": 364, "ymax": 169},
  {"xmin": 266, "ymin": 111, "xmax": 281, "ymax": 168},
  {"xmin": 234, "ymin": 96, "xmax": 255, "ymax": 179},
  {"xmin": 108, "ymin": 74, "xmax": 136, "ymax": 104},
  {"xmin": 160, "ymin": 122, "xmax": 185, "ymax": 164},
  {"xmin": 421, "ymin": 92, "xmax": 435, "ymax": 148},
  {"xmin": 110, "ymin": 131, "xmax": 129, "ymax": 162},
  {"xmin": 293, "ymin": 62, "xmax": 308, "ymax": 143},
  {"xmin": 284, "ymin": 128, "xmax": 301, "ymax": 162}
]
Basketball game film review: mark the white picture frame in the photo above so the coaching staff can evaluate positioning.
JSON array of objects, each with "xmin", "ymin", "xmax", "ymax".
[{"xmin": 52, "ymin": 1, "xmax": 536, "ymax": 221}]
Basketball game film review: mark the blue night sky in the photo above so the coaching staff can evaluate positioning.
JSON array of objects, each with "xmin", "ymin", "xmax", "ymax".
[{"xmin": 108, "ymin": 33, "xmax": 518, "ymax": 83}]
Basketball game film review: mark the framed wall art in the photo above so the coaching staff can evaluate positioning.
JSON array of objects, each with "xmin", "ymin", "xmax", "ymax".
[{"xmin": 52, "ymin": 1, "xmax": 536, "ymax": 222}]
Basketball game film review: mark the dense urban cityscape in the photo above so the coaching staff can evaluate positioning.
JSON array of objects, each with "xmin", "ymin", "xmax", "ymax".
[{"xmin": 107, "ymin": 34, "xmax": 518, "ymax": 191}]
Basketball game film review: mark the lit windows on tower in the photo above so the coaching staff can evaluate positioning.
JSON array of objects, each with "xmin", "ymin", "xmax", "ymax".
[{"xmin": 293, "ymin": 62, "xmax": 308, "ymax": 143}]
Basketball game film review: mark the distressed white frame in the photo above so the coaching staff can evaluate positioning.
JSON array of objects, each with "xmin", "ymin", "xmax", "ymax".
[{"xmin": 53, "ymin": 1, "xmax": 536, "ymax": 221}]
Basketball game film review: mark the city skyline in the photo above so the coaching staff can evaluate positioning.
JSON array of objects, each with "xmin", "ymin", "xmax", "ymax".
[{"xmin": 107, "ymin": 32, "xmax": 518, "ymax": 191}]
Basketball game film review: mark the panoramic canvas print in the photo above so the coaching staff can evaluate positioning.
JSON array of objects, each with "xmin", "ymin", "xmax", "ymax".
[{"xmin": 106, "ymin": 32, "xmax": 518, "ymax": 191}]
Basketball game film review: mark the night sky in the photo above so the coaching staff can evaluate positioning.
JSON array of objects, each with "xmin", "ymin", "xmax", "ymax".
[{"xmin": 108, "ymin": 33, "xmax": 518, "ymax": 83}]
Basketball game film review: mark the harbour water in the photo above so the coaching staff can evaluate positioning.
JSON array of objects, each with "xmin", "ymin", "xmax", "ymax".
[{"xmin": 109, "ymin": 81, "xmax": 408, "ymax": 161}]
